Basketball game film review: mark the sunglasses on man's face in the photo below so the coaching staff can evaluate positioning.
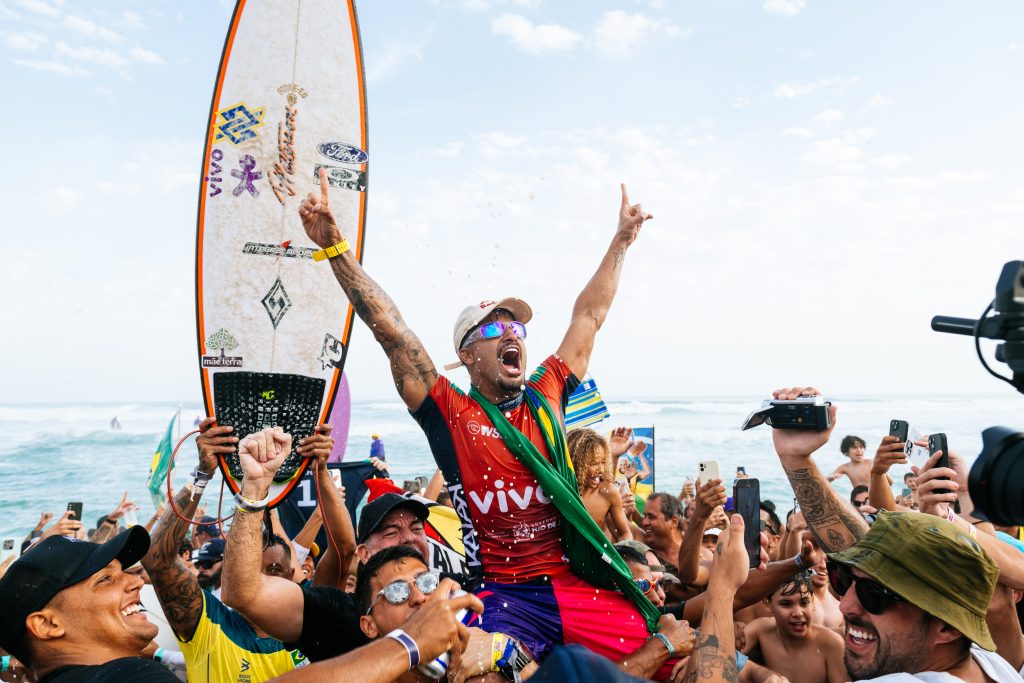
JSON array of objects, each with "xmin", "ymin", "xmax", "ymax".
[
  {"xmin": 195, "ymin": 560, "xmax": 221, "ymax": 570},
  {"xmin": 826, "ymin": 560, "xmax": 906, "ymax": 614},
  {"xmin": 461, "ymin": 321, "xmax": 527, "ymax": 349},
  {"xmin": 366, "ymin": 570, "xmax": 441, "ymax": 615},
  {"xmin": 633, "ymin": 578, "xmax": 655, "ymax": 594},
  {"xmin": 853, "ymin": 499, "xmax": 868, "ymax": 508}
]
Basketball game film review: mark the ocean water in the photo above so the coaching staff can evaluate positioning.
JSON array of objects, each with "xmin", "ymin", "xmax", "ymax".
[{"xmin": 1, "ymin": 395, "xmax": 1021, "ymax": 541}]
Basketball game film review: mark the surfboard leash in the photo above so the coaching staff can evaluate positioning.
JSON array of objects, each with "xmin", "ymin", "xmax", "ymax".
[
  {"xmin": 164, "ymin": 426, "xmax": 346, "ymax": 588},
  {"xmin": 165, "ymin": 429, "xmax": 234, "ymax": 533}
]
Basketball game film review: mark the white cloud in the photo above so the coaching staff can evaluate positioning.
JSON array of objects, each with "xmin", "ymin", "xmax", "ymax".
[
  {"xmin": 593, "ymin": 10, "xmax": 683, "ymax": 56},
  {"xmin": 867, "ymin": 94, "xmax": 891, "ymax": 107},
  {"xmin": 733, "ymin": 96, "xmax": 751, "ymax": 109},
  {"xmin": 0, "ymin": 2, "xmax": 22, "ymax": 20},
  {"xmin": 5, "ymin": 31, "xmax": 47, "ymax": 50},
  {"xmin": 763, "ymin": 0, "xmax": 807, "ymax": 16},
  {"xmin": 491, "ymin": 13, "xmax": 582, "ymax": 54},
  {"xmin": 802, "ymin": 128, "xmax": 874, "ymax": 166},
  {"xmin": 11, "ymin": 0, "xmax": 57, "ymax": 17},
  {"xmin": 869, "ymin": 154, "xmax": 911, "ymax": 170},
  {"xmin": 64, "ymin": 15, "xmax": 124, "ymax": 43},
  {"xmin": 53, "ymin": 187, "xmax": 83, "ymax": 211},
  {"xmin": 435, "ymin": 0, "xmax": 541, "ymax": 9},
  {"xmin": 55, "ymin": 41, "xmax": 129, "ymax": 68},
  {"xmin": 812, "ymin": 108, "xmax": 843, "ymax": 126},
  {"xmin": 478, "ymin": 131, "xmax": 529, "ymax": 157},
  {"xmin": 435, "ymin": 142, "xmax": 464, "ymax": 157},
  {"xmin": 113, "ymin": 10, "xmax": 146, "ymax": 32},
  {"xmin": 773, "ymin": 77, "xmax": 857, "ymax": 98},
  {"xmin": 782, "ymin": 126, "xmax": 814, "ymax": 138},
  {"xmin": 366, "ymin": 29, "xmax": 431, "ymax": 82},
  {"xmin": 12, "ymin": 58, "xmax": 87, "ymax": 76},
  {"xmin": 128, "ymin": 46, "xmax": 163, "ymax": 64}
]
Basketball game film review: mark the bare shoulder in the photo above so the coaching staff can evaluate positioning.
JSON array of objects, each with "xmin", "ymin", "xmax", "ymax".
[
  {"xmin": 747, "ymin": 616, "xmax": 774, "ymax": 637},
  {"xmin": 812, "ymin": 624, "xmax": 845, "ymax": 651}
]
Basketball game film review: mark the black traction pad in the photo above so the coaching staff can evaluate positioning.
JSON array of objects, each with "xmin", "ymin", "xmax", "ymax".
[{"xmin": 213, "ymin": 371, "xmax": 326, "ymax": 483}]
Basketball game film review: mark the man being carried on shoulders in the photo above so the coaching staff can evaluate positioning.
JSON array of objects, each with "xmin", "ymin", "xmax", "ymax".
[{"xmin": 297, "ymin": 171, "xmax": 682, "ymax": 669}]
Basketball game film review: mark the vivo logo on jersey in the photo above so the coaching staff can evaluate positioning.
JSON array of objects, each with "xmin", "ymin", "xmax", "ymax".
[
  {"xmin": 469, "ymin": 480, "xmax": 550, "ymax": 514},
  {"xmin": 467, "ymin": 420, "xmax": 501, "ymax": 439}
]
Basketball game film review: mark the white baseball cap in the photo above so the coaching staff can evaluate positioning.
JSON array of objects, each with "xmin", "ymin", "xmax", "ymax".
[{"xmin": 442, "ymin": 297, "xmax": 532, "ymax": 371}]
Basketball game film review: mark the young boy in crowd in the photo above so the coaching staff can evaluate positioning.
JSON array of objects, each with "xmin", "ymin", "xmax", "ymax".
[
  {"xmin": 826, "ymin": 435, "xmax": 876, "ymax": 488},
  {"xmin": 742, "ymin": 573, "xmax": 847, "ymax": 683}
]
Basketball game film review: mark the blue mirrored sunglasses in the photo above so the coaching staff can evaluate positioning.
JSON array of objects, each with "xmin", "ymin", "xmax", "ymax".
[
  {"xmin": 634, "ymin": 578, "xmax": 653, "ymax": 594},
  {"xmin": 461, "ymin": 320, "xmax": 527, "ymax": 349}
]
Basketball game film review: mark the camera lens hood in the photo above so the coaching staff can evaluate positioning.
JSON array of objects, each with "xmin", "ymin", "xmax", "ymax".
[{"xmin": 969, "ymin": 426, "xmax": 1024, "ymax": 526}]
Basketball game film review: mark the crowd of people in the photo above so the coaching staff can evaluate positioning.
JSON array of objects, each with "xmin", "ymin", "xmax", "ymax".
[{"xmin": 2, "ymin": 180, "xmax": 1023, "ymax": 682}]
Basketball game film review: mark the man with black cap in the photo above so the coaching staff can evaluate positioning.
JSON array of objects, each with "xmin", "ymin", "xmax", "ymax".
[
  {"xmin": 193, "ymin": 538, "xmax": 224, "ymax": 596},
  {"xmin": 192, "ymin": 516, "xmax": 221, "ymax": 550},
  {"xmin": 0, "ymin": 526, "xmax": 179, "ymax": 681}
]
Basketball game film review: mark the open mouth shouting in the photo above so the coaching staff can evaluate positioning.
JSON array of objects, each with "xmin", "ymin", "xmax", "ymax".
[{"xmin": 499, "ymin": 342, "xmax": 522, "ymax": 377}]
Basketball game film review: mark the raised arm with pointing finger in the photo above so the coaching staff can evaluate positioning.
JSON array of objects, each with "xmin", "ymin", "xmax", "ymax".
[{"xmin": 299, "ymin": 170, "xmax": 436, "ymax": 411}]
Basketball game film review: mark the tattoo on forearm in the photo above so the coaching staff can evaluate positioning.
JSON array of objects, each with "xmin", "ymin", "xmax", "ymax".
[
  {"xmin": 785, "ymin": 467, "xmax": 867, "ymax": 552},
  {"xmin": 683, "ymin": 619, "xmax": 738, "ymax": 683},
  {"xmin": 613, "ymin": 247, "xmax": 625, "ymax": 270},
  {"xmin": 330, "ymin": 258, "xmax": 437, "ymax": 402},
  {"xmin": 142, "ymin": 487, "xmax": 204, "ymax": 640}
]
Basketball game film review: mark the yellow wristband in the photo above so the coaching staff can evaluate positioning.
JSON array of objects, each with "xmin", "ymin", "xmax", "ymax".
[
  {"xmin": 312, "ymin": 239, "xmax": 350, "ymax": 262},
  {"xmin": 491, "ymin": 634, "xmax": 505, "ymax": 671}
]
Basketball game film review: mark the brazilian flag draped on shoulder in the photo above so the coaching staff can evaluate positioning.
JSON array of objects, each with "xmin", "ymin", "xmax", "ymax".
[
  {"xmin": 147, "ymin": 415, "xmax": 177, "ymax": 505},
  {"xmin": 469, "ymin": 384, "xmax": 661, "ymax": 633}
]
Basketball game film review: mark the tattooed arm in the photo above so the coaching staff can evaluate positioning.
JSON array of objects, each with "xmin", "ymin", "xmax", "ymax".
[
  {"xmin": 221, "ymin": 428, "xmax": 309, "ymax": 643},
  {"xmin": 299, "ymin": 170, "xmax": 436, "ymax": 411},
  {"xmin": 141, "ymin": 418, "xmax": 235, "ymax": 641},
  {"xmin": 770, "ymin": 387, "xmax": 868, "ymax": 553},
  {"xmin": 557, "ymin": 184, "xmax": 653, "ymax": 378},
  {"xmin": 683, "ymin": 514, "xmax": 749, "ymax": 683}
]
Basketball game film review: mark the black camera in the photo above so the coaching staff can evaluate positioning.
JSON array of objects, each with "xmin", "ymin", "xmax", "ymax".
[
  {"xmin": 966, "ymin": 427, "xmax": 1024, "ymax": 526},
  {"xmin": 932, "ymin": 260, "xmax": 1024, "ymax": 524},
  {"xmin": 741, "ymin": 396, "xmax": 832, "ymax": 431}
]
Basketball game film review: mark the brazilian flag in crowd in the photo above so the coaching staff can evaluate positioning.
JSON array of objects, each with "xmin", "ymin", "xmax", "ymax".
[{"xmin": 147, "ymin": 414, "xmax": 177, "ymax": 504}]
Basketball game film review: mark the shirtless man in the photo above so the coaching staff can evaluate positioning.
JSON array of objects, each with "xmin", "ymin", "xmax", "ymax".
[
  {"xmin": 742, "ymin": 574, "xmax": 848, "ymax": 683},
  {"xmin": 826, "ymin": 435, "xmax": 875, "ymax": 488},
  {"xmin": 567, "ymin": 428, "xmax": 632, "ymax": 542},
  {"xmin": 808, "ymin": 557, "xmax": 843, "ymax": 630}
]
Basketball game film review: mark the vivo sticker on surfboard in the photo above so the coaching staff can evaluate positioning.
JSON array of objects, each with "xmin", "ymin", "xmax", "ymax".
[{"xmin": 317, "ymin": 141, "xmax": 368, "ymax": 164}]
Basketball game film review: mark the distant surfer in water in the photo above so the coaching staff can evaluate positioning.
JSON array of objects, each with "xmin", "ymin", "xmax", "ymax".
[
  {"xmin": 298, "ymin": 171, "xmax": 694, "ymax": 676},
  {"xmin": 110, "ymin": 416, "xmax": 121, "ymax": 430}
]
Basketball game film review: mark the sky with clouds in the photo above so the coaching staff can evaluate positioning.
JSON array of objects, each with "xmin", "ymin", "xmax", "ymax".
[{"xmin": 1, "ymin": 0, "xmax": 1022, "ymax": 404}]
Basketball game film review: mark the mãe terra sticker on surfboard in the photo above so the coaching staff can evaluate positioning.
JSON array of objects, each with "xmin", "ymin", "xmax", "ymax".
[{"xmin": 196, "ymin": 0, "xmax": 368, "ymax": 507}]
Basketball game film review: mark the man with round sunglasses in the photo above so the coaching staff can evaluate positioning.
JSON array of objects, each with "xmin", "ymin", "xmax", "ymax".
[
  {"xmin": 298, "ymin": 173, "xmax": 681, "ymax": 670},
  {"xmin": 763, "ymin": 386, "xmax": 1023, "ymax": 682}
]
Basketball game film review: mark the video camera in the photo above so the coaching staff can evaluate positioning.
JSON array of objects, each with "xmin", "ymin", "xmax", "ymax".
[
  {"xmin": 932, "ymin": 260, "xmax": 1024, "ymax": 525},
  {"xmin": 741, "ymin": 395, "xmax": 832, "ymax": 431}
]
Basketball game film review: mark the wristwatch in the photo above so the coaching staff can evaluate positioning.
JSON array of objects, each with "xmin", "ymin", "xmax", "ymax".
[{"xmin": 497, "ymin": 638, "xmax": 533, "ymax": 682}]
